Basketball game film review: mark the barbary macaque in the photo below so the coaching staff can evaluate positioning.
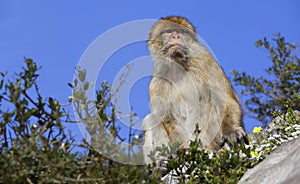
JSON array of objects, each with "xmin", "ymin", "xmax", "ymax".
[{"xmin": 143, "ymin": 16, "xmax": 248, "ymax": 164}]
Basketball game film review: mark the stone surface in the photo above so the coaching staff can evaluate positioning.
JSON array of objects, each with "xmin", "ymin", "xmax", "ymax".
[{"xmin": 238, "ymin": 137, "xmax": 300, "ymax": 184}]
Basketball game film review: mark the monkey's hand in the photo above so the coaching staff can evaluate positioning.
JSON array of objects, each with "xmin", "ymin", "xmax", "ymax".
[{"xmin": 220, "ymin": 128, "xmax": 249, "ymax": 148}]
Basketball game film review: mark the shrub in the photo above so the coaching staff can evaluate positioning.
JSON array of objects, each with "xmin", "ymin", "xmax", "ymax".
[
  {"xmin": 156, "ymin": 99, "xmax": 299, "ymax": 183},
  {"xmin": 232, "ymin": 34, "xmax": 300, "ymax": 124},
  {"xmin": 0, "ymin": 59, "xmax": 86, "ymax": 183}
]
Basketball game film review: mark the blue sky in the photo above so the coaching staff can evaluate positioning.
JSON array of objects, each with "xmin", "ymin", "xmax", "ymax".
[{"xmin": 1, "ymin": 1, "xmax": 300, "ymax": 142}]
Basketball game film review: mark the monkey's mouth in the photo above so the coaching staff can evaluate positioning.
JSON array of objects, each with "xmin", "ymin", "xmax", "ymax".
[
  {"xmin": 167, "ymin": 44, "xmax": 187, "ymax": 59},
  {"xmin": 168, "ymin": 44, "xmax": 181, "ymax": 49}
]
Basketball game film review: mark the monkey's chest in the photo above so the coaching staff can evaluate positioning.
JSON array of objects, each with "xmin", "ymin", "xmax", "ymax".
[
  {"xmin": 163, "ymin": 77, "xmax": 200, "ymax": 118},
  {"xmin": 170, "ymin": 79, "xmax": 197, "ymax": 101}
]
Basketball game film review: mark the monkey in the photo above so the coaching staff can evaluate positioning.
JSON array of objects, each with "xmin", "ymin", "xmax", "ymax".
[{"xmin": 142, "ymin": 16, "xmax": 248, "ymax": 164}]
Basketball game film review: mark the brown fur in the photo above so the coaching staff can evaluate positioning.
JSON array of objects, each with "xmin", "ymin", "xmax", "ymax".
[{"xmin": 143, "ymin": 16, "xmax": 247, "ymax": 164}]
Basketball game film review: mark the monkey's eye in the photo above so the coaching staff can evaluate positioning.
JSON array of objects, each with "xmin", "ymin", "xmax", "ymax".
[
  {"xmin": 177, "ymin": 29, "xmax": 188, "ymax": 34},
  {"xmin": 161, "ymin": 29, "xmax": 190, "ymax": 35},
  {"xmin": 161, "ymin": 29, "xmax": 173, "ymax": 35}
]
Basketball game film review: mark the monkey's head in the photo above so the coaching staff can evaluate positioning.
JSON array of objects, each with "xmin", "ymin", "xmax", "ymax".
[{"xmin": 148, "ymin": 16, "xmax": 197, "ymax": 63}]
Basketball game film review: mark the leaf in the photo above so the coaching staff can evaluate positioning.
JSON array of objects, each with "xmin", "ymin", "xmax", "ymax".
[
  {"xmin": 74, "ymin": 78, "xmax": 78, "ymax": 87},
  {"xmin": 78, "ymin": 69, "xmax": 86, "ymax": 82},
  {"xmin": 79, "ymin": 104, "xmax": 85, "ymax": 110},
  {"xmin": 231, "ymin": 70, "xmax": 238, "ymax": 76},
  {"xmin": 264, "ymin": 41, "xmax": 269, "ymax": 49},
  {"xmin": 89, "ymin": 81, "xmax": 94, "ymax": 89},
  {"xmin": 67, "ymin": 83, "xmax": 73, "ymax": 88},
  {"xmin": 83, "ymin": 82, "xmax": 89, "ymax": 91},
  {"xmin": 255, "ymin": 40, "xmax": 263, "ymax": 47},
  {"xmin": 1, "ymin": 72, "xmax": 6, "ymax": 77},
  {"xmin": 0, "ymin": 79, "xmax": 3, "ymax": 89}
]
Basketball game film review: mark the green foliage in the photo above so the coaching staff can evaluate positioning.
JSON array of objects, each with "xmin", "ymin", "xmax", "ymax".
[
  {"xmin": 0, "ymin": 59, "xmax": 85, "ymax": 183},
  {"xmin": 150, "ymin": 100, "xmax": 299, "ymax": 183},
  {"xmin": 0, "ymin": 59, "xmax": 151, "ymax": 183},
  {"xmin": 69, "ymin": 66, "xmax": 153, "ymax": 183},
  {"xmin": 150, "ymin": 130, "xmax": 256, "ymax": 183},
  {"xmin": 232, "ymin": 34, "xmax": 300, "ymax": 123}
]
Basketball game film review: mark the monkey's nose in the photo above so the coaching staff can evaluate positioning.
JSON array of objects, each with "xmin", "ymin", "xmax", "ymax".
[{"xmin": 172, "ymin": 32, "xmax": 180, "ymax": 39}]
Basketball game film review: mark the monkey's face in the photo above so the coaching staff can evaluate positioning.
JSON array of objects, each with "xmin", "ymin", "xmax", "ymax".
[
  {"xmin": 160, "ymin": 27, "xmax": 190, "ymax": 59},
  {"xmin": 148, "ymin": 17, "xmax": 197, "ymax": 63}
]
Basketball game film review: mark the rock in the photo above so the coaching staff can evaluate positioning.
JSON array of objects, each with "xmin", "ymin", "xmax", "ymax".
[
  {"xmin": 161, "ymin": 165, "xmax": 188, "ymax": 184},
  {"xmin": 161, "ymin": 174, "xmax": 179, "ymax": 184},
  {"xmin": 238, "ymin": 137, "xmax": 300, "ymax": 184}
]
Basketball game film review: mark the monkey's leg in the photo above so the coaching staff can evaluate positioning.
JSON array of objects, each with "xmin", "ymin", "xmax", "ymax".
[
  {"xmin": 142, "ymin": 114, "xmax": 170, "ymax": 164},
  {"xmin": 220, "ymin": 107, "xmax": 249, "ymax": 148}
]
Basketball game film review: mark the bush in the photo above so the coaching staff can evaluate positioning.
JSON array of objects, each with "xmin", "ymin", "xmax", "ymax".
[
  {"xmin": 232, "ymin": 34, "xmax": 300, "ymax": 124},
  {"xmin": 0, "ymin": 59, "xmax": 156, "ymax": 183},
  {"xmin": 0, "ymin": 59, "xmax": 86, "ymax": 183},
  {"xmin": 156, "ymin": 99, "xmax": 300, "ymax": 183}
]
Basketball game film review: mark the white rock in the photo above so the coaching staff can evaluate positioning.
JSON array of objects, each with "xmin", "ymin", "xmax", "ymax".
[{"xmin": 238, "ymin": 137, "xmax": 300, "ymax": 184}]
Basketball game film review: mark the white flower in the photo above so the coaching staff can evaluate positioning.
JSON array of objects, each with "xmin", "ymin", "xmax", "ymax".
[
  {"xmin": 244, "ymin": 144, "xmax": 251, "ymax": 149},
  {"xmin": 208, "ymin": 152, "xmax": 214, "ymax": 159},
  {"xmin": 291, "ymin": 132, "xmax": 299, "ymax": 137},
  {"xmin": 134, "ymin": 135, "xmax": 139, "ymax": 140},
  {"xmin": 261, "ymin": 143, "xmax": 271, "ymax": 148},
  {"xmin": 241, "ymin": 153, "xmax": 247, "ymax": 158},
  {"xmin": 280, "ymin": 139, "xmax": 288, "ymax": 143},
  {"xmin": 60, "ymin": 142, "xmax": 66, "ymax": 150},
  {"xmin": 284, "ymin": 127, "xmax": 291, "ymax": 131},
  {"xmin": 293, "ymin": 125, "xmax": 300, "ymax": 130},
  {"xmin": 273, "ymin": 134, "xmax": 281, "ymax": 138}
]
